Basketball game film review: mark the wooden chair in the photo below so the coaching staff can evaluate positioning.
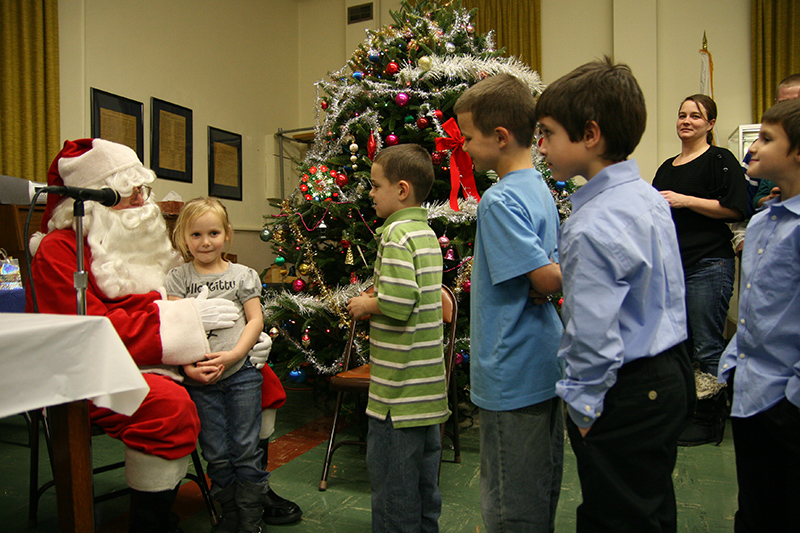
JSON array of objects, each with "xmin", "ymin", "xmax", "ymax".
[
  {"xmin": 25, "ymin": 409, "xmax": 219, "ymax": 527},
  {"xmin": 318, "ymin": 285, "xmax": 460, "ymax": 491}
]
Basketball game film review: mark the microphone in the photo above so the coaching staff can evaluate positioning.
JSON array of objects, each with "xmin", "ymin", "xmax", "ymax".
[{"xmin": 42, "ymin": 186, "xmax": 121, "ymax": 207}]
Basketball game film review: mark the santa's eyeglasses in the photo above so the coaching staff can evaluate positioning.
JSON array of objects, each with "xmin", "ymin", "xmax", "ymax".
[{"xmin": 130, "ymin": 185, "xmax": 152, "ymax": 201}]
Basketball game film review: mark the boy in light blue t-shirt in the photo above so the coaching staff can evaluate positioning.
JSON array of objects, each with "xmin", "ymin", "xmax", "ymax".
[{"xmin": 455, "ymin": 73, "xmax": 564, "ymax": 532}]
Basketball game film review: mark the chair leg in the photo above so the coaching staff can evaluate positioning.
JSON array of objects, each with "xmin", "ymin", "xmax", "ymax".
[
  {"xmin": 26, "ymin": 411, "xmax": 40, "ymax": 525},
  {"xmin": 319, "ymin": 390, "xmax": 346, "ymax": 491},
  {"xmin": 187, "ymin": 449, "xmax": 219, "ymax": 527},
  {"xmin": 450, "ymin": 376, "xmax": 461, "ymax": 463}
]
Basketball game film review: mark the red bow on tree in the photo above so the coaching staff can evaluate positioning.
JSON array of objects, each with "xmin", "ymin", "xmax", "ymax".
[{"xmin": 435, "ymin": 118, "xmax": 481, "ymax": 211}]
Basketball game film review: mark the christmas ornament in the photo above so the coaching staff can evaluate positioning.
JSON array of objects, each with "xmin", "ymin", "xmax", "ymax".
[
  {"xmin": 300, "ymin": 183, "xmax": 308, "ymax": 192},
  {"xmin": 353, "ymin": 71, "xmax": 364, "ymax": 81},
  {"xmin": 275, "ymin": 256, "xmax": 285, "ymax": 266},
  {"xmin": 418, "ymin": 56, "xmax": 432, "ymax": 71},
  {"xmin": 455, "ymin": 353, "xmax": 463, "ymax": 365},
  {"xmin": 297, "ymin": 263, "xmax": 310, "ymax": 275},
  {"xmin": 404, "ymin": 115, "xmax": 415, "ymax": 124},
  {"xmin": 280, "ymin": 268, "xmax": 288, "ymax": 276},
  {"xmin": 368, "ymin": 50, "xmax": 381, "ymax": 62},
  {"xmin": 335, "ymin": 174, "xmax": 349, "ymax": 187},
  {"xmin": 416, "ymin": 117, "xmax": 430, "ymax": 129},
  {"xmin": 467, "ymin": 24, "xmax": 475, "ymax": 34},
  {"xmin": 555, "ymin": 181, "xmax": 566, "ymax": 191},
  {"xmin": 367, "ymin": 131, "xmax": 377, "ymax": 160},
  {"xmin": 438, "ymin": 235, "xmax": 450, "ymax": 248},
  {"xmin": 385, "ymin": 61, "xmax": 399, "ymax": 75},
  {"xmin": 345, "ymin": 246, "xmax": 354, "ymax": 265},
  {"xmin": 292, "ymin": 278, "xmax": 307, "ymax": 292},
  {"xmin": 268, "ymin": 327, "xmax": 279, "ymax": 339},
  {"xmin": 302, "ymin": 331, "xmax": 311, "ymax": 348},
  {"xmin": 434, "ymin": 109, "xmax": 443, "ymax": 120},
  {"xmin": 444, "ymin": 248, "xmax": 456, "ymax": 261},
  {"xmin": 386, "ymin": 134, "xmax": 399, "ymax": 146},
  {"xmin": 321, "ymin": 100, "xmax": 329, "ymax": 110},
  {"xmin": 350, "ymin": 271, "xmax": 359, "ymax": 284},
  {"xmin": 395, "ymin": 93, "xmax": 410, "ymax": 106},
  {"xmin": 318, "ymin": 220, "xmax": 328, "ymax": 238},
  {"xmin": 349, "ymin": 143, "xmax": 359, "ymax": 153},
  {"xmin": 461, "ymin": 280, "xmax": 471, "ymax": 293},
  {"xmin": 260, "ymin": 228, "xmax": 272, "ymax": 242},
  {"xmin": 431, "ymin": 151, "xmax": 444, "ymax": 166},
  {"xmin": 288, "ymin": 368, "xmax": 306, "ymax": 383},
  {"xmin": 445, "ymin": 42, "xmax": 456, "ymax": 53},
  {"xmin": 462, "ymin": 352, "xmax": 470, "ymax": 363}
]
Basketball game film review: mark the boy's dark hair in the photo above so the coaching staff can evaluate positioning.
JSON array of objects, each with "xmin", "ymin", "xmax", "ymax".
[
  {"xmin": 682, "ymin": 94, "xmax": 717, "ymax": 145},
  {"xmin": 534, "ymin": 56, "xmax": 646, "ymax": 162},
  {"xmin": 761, "ymin": 98, "xmax": 800, "ymax": 155},
  {"xmin": 373, "ymin": 144, "xmax": 435, "ymax": 203},
  {"xmin": 453, "ymin": 73, "xmax": 537, "ymax": 148}
]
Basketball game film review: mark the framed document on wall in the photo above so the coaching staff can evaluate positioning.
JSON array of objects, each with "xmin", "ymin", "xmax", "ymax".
[
  {"xmin": 90, "ymin": 88, "xmax": 144, "ymax": 162},
  {"xmin": 208, "ymin": 126, "xmax": 242, "ymax": 201},
  {"xmin": 151, "ymin": 98, "xmax": 192, "ymax": 182}
]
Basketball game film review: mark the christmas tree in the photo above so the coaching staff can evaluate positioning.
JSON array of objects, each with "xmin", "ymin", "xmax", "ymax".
[{"xmin": 260, "ymin": 0, "xmax": 574, "ymax": 394}]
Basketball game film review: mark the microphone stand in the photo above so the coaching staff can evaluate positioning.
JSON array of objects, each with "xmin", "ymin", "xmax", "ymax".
[{"xmin": 73, "ymin": 199, "xmax": 88, "ymax": 315}]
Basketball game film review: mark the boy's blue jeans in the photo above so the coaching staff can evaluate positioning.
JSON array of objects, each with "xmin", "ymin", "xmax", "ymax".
[
  {"xmin": 367, "ymin": 414, "xmax": 442, "ymax": 533},
  {"xmin": 480, "ymin": 397, "xmax": 564, "ymax": 533},
  {"xmin": 186, "ymin": 362, "xmax": 268, "ymax": 494},
  {"xmin": 684, "ymin": 257, "xmax": 736, "ymax": 375}
]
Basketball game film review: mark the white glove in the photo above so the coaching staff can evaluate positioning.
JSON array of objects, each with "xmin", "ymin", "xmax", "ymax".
[
  {"xmin": 194, "ymin": 286, "xmax": 239, "ymax": 331},
  {"xmin": 248, "ymin": 332, "xmax": 272, "ymax": 370}
]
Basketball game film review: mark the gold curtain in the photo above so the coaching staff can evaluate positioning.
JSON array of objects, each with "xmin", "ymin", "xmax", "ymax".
[
  {"xmin": 0, "ymin": 0, "xmax": 60, "ymax": 183},
  {"xmin": 751, "ymin": 0, "xmax": 800, "ymax": 121},
  {"xmin": 462, "ymin": 0, "xmax": 541, "ymax": 71}
]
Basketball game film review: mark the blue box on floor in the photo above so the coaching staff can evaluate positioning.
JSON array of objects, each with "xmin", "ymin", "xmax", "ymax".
[{"xmin": 0, "ymin": 288, "xmax": 26, "ymax": 313}]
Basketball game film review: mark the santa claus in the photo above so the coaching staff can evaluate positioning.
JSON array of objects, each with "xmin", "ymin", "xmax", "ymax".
[{"xmin": 27, "ymin": 138, "xmax": 295, "ymax": 532}]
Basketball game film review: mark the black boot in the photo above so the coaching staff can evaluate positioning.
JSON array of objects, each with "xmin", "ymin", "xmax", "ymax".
[
  {"xmin": 212, "ymin": 483, "xmax": 238, "ymax": 533},
  {"xmin": 236, "ymin": 480, "xmax": 303, "ymax": 532},
  {"xmin": 129, "ymin": 486, "xmax": 181, "ymax": 533}
]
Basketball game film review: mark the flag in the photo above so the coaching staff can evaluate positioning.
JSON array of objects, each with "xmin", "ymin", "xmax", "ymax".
[{"xmin": 699, "ymin": 32, "xmax": 714, "ymax": 98}]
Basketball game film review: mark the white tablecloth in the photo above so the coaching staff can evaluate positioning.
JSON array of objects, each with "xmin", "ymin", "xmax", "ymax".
[{"xmin": 0, "ymin": 313, "xmax": 149, "ymax": 418}]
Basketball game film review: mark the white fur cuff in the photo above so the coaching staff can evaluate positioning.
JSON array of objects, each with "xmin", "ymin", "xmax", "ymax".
[
  {"xmin": 125, "ymin": 447, "xmax": 189, "ymax": 491},
  {"xmin": 154, "ymin": 299, "xmax": 210, "ymax": 365}
]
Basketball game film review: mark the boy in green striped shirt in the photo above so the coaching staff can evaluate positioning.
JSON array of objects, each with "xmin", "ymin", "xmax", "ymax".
[{"xmin": 347, "ymin": 143, "xmax": 448, "ymax": 532}]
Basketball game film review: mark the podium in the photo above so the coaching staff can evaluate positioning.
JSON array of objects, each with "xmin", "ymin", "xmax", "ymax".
[{"xmin": 0, "ymin": 314, "xmax": 149, "ymax": 532}]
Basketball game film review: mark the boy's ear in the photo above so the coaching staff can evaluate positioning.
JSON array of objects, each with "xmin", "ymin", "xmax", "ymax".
[
  {"xmin": 397, "ymin": 179, "xmax": 411, "ymax": 201},
  {"xmin": 494, "ymin": 126, "xmax": 510, "ymax": 148},
  {"xmin": 583, "ymin": 120, "xmax": 602, "ymax": 149}
]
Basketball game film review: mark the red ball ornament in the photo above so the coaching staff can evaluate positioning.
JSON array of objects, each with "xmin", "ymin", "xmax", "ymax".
[
  {"xmin": 321, "ymin": 100, "xmax": 329, "ymax": 110},
  {"xmin": 292, "ymin": 279, "xmax": 307, "ymax": 292},
  {"xmin": 335, "ymin": 174, "xmax": 349, "ymax": 187},
  {"xmin": 431, "ymin": 151, "xmax": 444, "ymax": 166},
  {"xmin": 340, "ymin": 239, "xmax": 351, "ymax": 248},
  {"xmin": 386, "ymin": 134, "xmax": 399, "ymax": 146},
  {"xmin": 416, "ymin": 117, "xmax": 430, "ymax": 129},
  {"xmin": 385, "ymin": 61, "xmax": 399, "ymax": 75},
  {"xmin": 434, "ymin": 109, "xmax": 443, "ymax": 120},
  {"xmin": 438, "ymin": 235, "xmax": 450, "ymax": 248},
  {"xmin": 395, "ymin": 93, "xmax": 410, "ymax": 107},
  {"xmin": 461, "ymin": 280, "xmax": 471, "ymax": 293}
]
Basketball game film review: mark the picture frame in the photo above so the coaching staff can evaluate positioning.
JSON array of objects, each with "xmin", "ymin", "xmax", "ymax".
[
  {"xmin": 151, "ymin": 98, "xmax": 193, "ymax": 183},
  {"xmin": 90, "ymin": 88, "xmax": 144, "ymax": 162},
  {"xmin": 208, "ymin": 126, "xmax": 242, "ymax": 201}
]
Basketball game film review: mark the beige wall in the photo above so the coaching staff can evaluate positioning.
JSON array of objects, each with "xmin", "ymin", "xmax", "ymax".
[
  {"xmin": 58, "ymin": 0, "xmax": 300, "ymax": 272},
  {"xmin": 58, "ymin": 0, "xmax": 751, "ymax": 269}
]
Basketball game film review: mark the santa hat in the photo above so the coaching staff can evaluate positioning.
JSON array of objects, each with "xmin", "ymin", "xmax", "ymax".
[{"xmin": 41, "ymin": 138, "xmax": 142, "ymax": 233}]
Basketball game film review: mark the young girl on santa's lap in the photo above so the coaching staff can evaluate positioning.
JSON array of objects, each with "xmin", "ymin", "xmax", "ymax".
[{"xmin": 166, "ymin": 197, "xmax": 300, "ymax": 532}]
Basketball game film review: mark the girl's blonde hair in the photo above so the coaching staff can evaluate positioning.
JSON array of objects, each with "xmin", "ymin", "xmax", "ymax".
[{"xmin": 173, "ymin": 197, "xmax": 233, "ymax": 262}]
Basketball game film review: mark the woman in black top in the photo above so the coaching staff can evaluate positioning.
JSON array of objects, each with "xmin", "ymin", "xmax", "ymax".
[{"xmin": 653, "ymin": 94, "xmax": 748, "ymax": 377}]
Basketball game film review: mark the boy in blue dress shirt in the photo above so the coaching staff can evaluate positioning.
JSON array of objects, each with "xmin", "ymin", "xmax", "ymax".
[
  {"xmin": 718, "ymin": 98, "xmax": 800, "ymax": 532},
  {"xmin": 455, "ymin": 73, "xmax": 564, "ymax": 532},
  {"xmin": 535, "ymin": 58, "xmax": 694, "ymax": 532}
]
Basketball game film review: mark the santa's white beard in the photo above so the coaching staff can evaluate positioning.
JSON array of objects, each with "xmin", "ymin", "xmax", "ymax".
[{"xmin": 85, "ymin": 202, "xmax": 183, "ymax": 298}]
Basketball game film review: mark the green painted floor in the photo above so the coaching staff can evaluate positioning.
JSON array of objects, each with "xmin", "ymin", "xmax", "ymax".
[{"xmin": 0, "ymin": 386, "xmax": 738, "ymax": 532}]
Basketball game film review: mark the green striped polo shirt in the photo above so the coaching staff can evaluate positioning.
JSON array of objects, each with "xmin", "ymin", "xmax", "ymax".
[{"xmin": 366, "ymin": 207, "xmax": 450, "ymax": 429}]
